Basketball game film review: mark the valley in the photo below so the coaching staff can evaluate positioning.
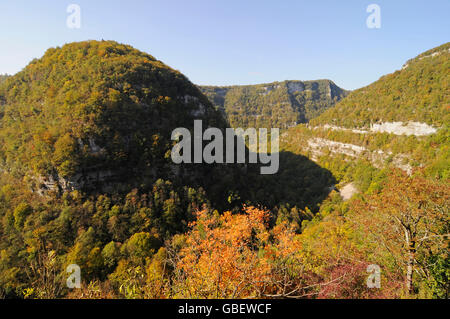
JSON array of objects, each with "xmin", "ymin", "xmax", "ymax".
[{"xmin": 0, "ymin": 41, "xmax": 448, "ymax": 299}]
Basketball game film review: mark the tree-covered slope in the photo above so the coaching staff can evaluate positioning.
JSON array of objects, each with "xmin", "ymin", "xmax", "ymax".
[
  {"xmin": 0, "ymin": 42, "xmax": 339, "ymax": 298},
  {"xmin": 311, "ymin": 42, "xmax": 450, "ymax": 128},
  {"xmin": 282, "ymin": 43, "xmax": 450, "ymax": 186},
  {"xmin": 0, "ymin": 41, "xmax": 447, "ymax": 299},
  {"xmin": 200, "ymin": 80, "xmax": 348, "ymax": 129},
  {"xmin": 277, "ymin": 44, "xmax": 450, "ymax": 299},
  {"xmin": 0, "ymin": 41, "xmax": 225, "ymax": 193}
]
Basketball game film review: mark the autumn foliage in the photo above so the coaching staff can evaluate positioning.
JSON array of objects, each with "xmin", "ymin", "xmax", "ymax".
[{"xmin": 170, "ymin": 206, "xmax": 307, "ymax": 298}]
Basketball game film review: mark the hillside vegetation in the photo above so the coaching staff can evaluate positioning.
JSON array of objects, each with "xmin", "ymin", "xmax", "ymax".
[
  {"xmin": 0, "ymin": 41, "xmax": 225, "ymax": 194},
  {"xmin": 0, "ymin": 41, "xmax": 339, "ymax": 298},
  {"xmin": 200, "ymin": 80, "xmax": 348, "ymax": 129},
  {"xmin": 282, "ymin": 43, "xmax": 450, "ymax": 183},
  {"xmin": 311, "ymin": 43, "xmax": 449, "ymax": 128},
  {"xmin": 277, "ymin": 43, "xmax": 450, "ymax": 298},
  {"xmin": 0, "ymin": 41, "xmax": 448, "ymax": 299}
]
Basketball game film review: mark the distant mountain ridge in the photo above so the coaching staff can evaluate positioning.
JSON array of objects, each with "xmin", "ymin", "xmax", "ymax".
[{"xmin": 200, "ymin": 79, "xmax": 348, "ymax": 129}]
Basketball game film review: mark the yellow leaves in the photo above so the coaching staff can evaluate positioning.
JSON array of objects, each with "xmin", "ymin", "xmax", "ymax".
[
  {"xmin": 36, "ymin": 130, "xmax": 55, "ymax": 146},
  {"xmin": 87, "ymin": 247, "xmax": 102, "ymax": 270},
  {"xmin": 107, "ymin": 88, "xmax": 121, "ymax": 107},
  {"xmin": 156, "ymin": 96, "xmax": 171, "ymax": 104},
  {"xmin": 144, "ymin": 248, "xmax": 169, "ymax": 299},
  {"xmin": 151, "ymin": 134, "xmax": 161, "ymax": 148},
  {"xmin": 53, "ymin": 133, "xmax": 78, "ymax": 177},
  {"xmin": 297, "ymin": 212, "xmax": 360, "ymax": 275},
  {"xmin": 22, "ymin": 288, "xmax": 35, "ymax": 299},
  {"xmin": 97, "ymin": 48, "xmax": 107, "ymax": 57}
]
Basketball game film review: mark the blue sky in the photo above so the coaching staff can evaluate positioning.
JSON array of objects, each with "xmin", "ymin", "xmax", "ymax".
[{"xmin": 0, "ymin": 0, "xmax": 448, "ymax": 90}]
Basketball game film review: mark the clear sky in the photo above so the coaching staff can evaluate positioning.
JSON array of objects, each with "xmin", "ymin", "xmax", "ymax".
[{"xmin": 0, "ymin": 0, "xmax": 448, "ymax": 90}]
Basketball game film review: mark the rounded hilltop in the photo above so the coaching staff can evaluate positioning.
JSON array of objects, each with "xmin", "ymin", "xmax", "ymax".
[{"xmin": 0, "ymin": 40, "xmax": 224, "ymax": 193}]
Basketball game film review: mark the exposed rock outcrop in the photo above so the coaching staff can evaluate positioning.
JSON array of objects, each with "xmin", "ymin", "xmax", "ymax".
[
  {"xmin": 312, "ymin": 121, "xmax": 438, "ymax": 137},
  {"xmin": 306, "ymin": 137, "xmax": 413, "ymax": 174}
]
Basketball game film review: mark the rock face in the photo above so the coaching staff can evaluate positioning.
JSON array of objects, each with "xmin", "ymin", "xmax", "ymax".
[
  {"xmin": 199, "ymin": 80, "xmax": 348, "ymax": 129},
  {"xmin": 313, "ymin": 121, "xmax": 439, "ymax": 137},
  {"xmin": 286, "ymin": 81, "xmax": 305, "ymax": 94},
  {"xmin": 34, "ymin": 169, "xmax": 122, "ymax": 195},
  {"xmin": 402, "ymin": 47, "xmax": 450, "ymax": 69},
  {"xmin": 0, "ymin": 40, "xmax": 226, "ymax": 195},
  {"xmin": 306, "ymin": 137, "xmax": 413, "ymax": 174},
  {"xmin": 370, "ymin": 122, "xmax": 437, "ymax": 136},
  {"xmin": 340, "ymin": 183, "xmax": 357, "ymax": 201}
]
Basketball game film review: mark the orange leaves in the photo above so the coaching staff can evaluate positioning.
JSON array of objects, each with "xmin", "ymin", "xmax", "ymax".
[{"xmin": 173, "ymin": 206, "xmax": 304, "ymax": 298}]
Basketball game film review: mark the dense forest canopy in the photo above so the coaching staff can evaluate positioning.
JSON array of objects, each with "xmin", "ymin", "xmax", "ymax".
[
  {"xmin": 0, "ymin": 41, "xmax": 226, "ymax": 193},
  {"xmin": 282, "ymin": 43, "xmax": 450, "ymax": 183},
  {"xmin": 311, "ymin": 42, "xmax": 450, "ymax": 128},
  {"xmin": 277, "ymin": 43, "xmax": 450, "ymax": 299},
  {"xmin": 0, "ymin": 41, "xmax": 448, "ymax": 299},
  {"xmin": 0, "ymin": 41, "xmax": 340, "ymax": 298},
  {"xmin": 200, "ymin": 80, "xmax": 348, "ymax": 129}
]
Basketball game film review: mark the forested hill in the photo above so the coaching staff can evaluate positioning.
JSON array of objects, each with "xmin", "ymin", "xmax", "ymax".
[
  {"xmin": 282, "ymin": 42, "xmax": 450, "ymax": 186},
  {"xmin": 0, "ymin": 41, "xmax": 340, "ymax": 298},
  {"xmin": 0, "ymin": 40, "xmax": 448, "ymax": 299},
  {"xmin": 311, "ymin": 42, "xmax": 450, "ymax": 129},
  {"xmin": 276, "ymin": 43, "xmax": 449, "ymax": 299},
  {"xmin": 0, "ymin": 40, "xmax": 226, "ymax": 195},
  {"xmin": 200, "ymin": 80, "xmax": 348, "ymax": 129}
]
